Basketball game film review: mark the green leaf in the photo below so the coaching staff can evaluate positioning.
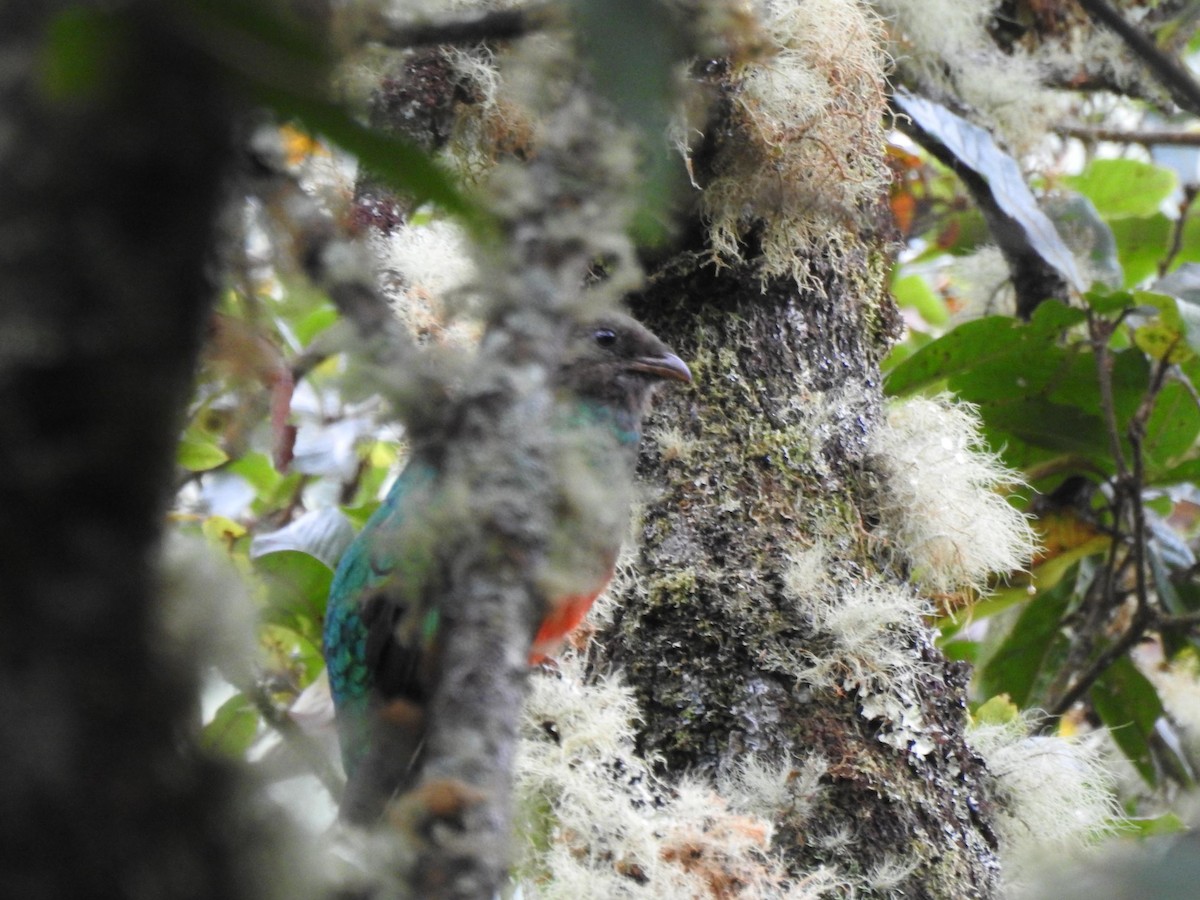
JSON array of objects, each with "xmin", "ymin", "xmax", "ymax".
[
  {"xmin": 178, "ymin": 437, "xmax": 229, "ymax": 472},
  {"xmin": 982, "ymin": 399, "xmax": 1109, "ymax": 455},
  {"xmin": 940, "ymin": 639, "xmax": 980, "ymax": 665},
  {"xmin": 1150, "ymin": 265, "xmax": 1200, "ymax": 356},
  {"xmin": 974, "ymin": 694, "xmax": 1021, "ymax": 726},
  {"xmin": 1132, "ymin": 291, "xmax": 1195, "ymax": 362},
  {"xmin": 1092, "ymin": 654, "xmax": 1164, "ymax": 785},
  {"xmin": 263, "ymin": 88, "xmax": 487, "ymax": 231},
  {"xmin": 1143, "ymin": 382, "xmax": 1200, "ymax": 477},
  {"xmin": 295, "ymin": 305, "xmax": 339, "ymax": 346},
  {"xmin": 884, "ymin": 301, "xmax": 1086, "ymax": 398},
  {"xmin": 892, "ymin": 273, "xmax": 949, "ymax": 325},
  {"xmin": 1083, "ymin": 286, "xmax": 1136, "ymax": 315},
  {"xmin": 341, "ymin": 502, "xmax": 382, "ymax": 530},
  {"xmin": 200, "ymin": 692, "xmax": 259, "ymax": 758},
  {"xmin": 573, "ymin": 0, "xmax": 686, "ymax": 244},
  {"xmin": 227, "ymin": 452, "xmax": 282, "ymax": 495},
  {"xmin": 182, "ymin": 0, "xmax": 488, "ymax": 230},
  {"xmin": 260, "ymin": 622, "xmax": 325, "ymax": 683},
  {"xmin": 978, "ymin": 579, "xmax": 1072, "ymax": 707},
  {"xmin": 1110, "ymin": 214, "xmax": 1173, "ymax": 287},
  {"xmin": 1151, "ymin": 455, "xmax": 1200, "ymax": 486},
  {"xmin": 1049, "ymin": 194, "xmax": 1123, "ymax": 288},
  {"xmin": 253, "ymin": 549, "xmax": 332, "ymax": 633},
  {"xmin": 1064, "ymin": 159, "xmax": 1177, "ymax": 219},
  {"xmin": 1111, "ymin": 812, "xmax": 1188, "ymax": 838}
]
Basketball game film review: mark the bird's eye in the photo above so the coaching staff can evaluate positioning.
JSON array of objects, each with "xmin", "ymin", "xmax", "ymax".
[{"xmin": 593, "ymin": 328, "xmax": 617, "ymax": 348}]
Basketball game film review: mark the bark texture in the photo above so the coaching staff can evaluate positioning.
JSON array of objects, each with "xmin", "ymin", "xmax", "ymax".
[
  {"xmin": 0, "ymin": 4, "xmax": 288, "ymax": 897},
  {"xmin": 599, "ymin": 246, "xmax": 1003, "ymax": 898}
]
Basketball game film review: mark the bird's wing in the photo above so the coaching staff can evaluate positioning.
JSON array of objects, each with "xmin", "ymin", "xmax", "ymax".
[{"xmin": 324, "ymin": 458, "xmax": 440, "ymax": 775}]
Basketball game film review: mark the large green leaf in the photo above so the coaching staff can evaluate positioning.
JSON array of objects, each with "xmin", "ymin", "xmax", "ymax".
[
  {"xmin": 981, "ymin": 400, "xmax": 1109, "ymax": 455},
  {"xmin": 178, "ymin": 0, "xmax": 487, "ymax": 229},
  {"xmin": 977, "ymin": 579, "xmax": 1071, "ymax": 707},
  {"xmin": 265, "ymin": 90, "xmax": 483, "ymax": 225},
  {"xmin": 1143, "ymin": 382, "xmax": 1200, "ymax": 477},
  {"xmin": 200, "ymin": 692, "xmax": 260, "ymax": 758},
  {"xmin": 884, "ymin": 301, "xmax": 1085, "ymax": 397},
  {"xmin": 253, "ymin": 549, "xmax": 332, "ymax": 635},
  {"xmin": 1110, "ymin": 214, "xmax": 1173, "ymax": 287},
  {"xmin": 1064, "ymin": 159, "xmax": 1177, "ymax": 219},
  {"xmin": 1092, "ymin": 654, "xmax": 1164, "ymax": 785},
  {"xmin": 887, "ymin": 302, "xmax": 1158, "ymax": 471}
]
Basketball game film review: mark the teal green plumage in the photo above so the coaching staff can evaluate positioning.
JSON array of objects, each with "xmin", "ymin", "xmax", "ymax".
[
  {"xmin": 322, "ymin": 313, "xmax": 690, "ymax": 823},
  {"xmin": 324, "ymin": 459, "xmax": 439, "ymax": 774}
]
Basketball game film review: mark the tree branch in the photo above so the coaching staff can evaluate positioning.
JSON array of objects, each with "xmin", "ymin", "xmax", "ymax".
[
  {"xmin": 894, "ymin": 103, "xmax": 1070, "ymax": 318},
  {"xmin": 1046, "ymin": 324, "xmax": 1176, "ymax": 722},
  {"xmin": 242, "ymin": 678, "xmax": 345, "ymax": 799},
  {"xmin": 1060, "ymin": 123, "xmax": 1200, "ymax": 146},
  {"xmin": 355, "ymin": 2, "xmax": 559, "ymax": 49},
  {"xmin": 1077, "ymin": 0, "xmax": 1200, "ymax": 116},
  {"xmin": 0, "ymin": 3, "xmax": 287, "ymax": 896}
]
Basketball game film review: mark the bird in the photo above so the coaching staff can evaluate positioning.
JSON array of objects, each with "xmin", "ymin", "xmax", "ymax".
[{"xmin": 323, "ymin": 312, "xmax": 691, "ymax": 823}]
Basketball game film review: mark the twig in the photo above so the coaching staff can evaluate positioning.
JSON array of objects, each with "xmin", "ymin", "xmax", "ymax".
[
  {"xmin": 357, "ymin": 3, "xmax": 559, "ymax": 49},
  {"xmin": 1160, "ymin": 610, "xmax": 1200, "ymax": 629},
  {"xmin": 1059, "ymin": 124, "xmax": 1200, "ymax": 146},
  {"xmin": 1047, "ymin": 604, "xmax": 1154, "ymax": 718},
  {"xmin": 1161, "ymin": 185, "xmax": 1199, "ymax": 277},
  {"xmin": 242, "ymin": 678, "xmax": 345, "ymax": 800},
  {"xmin": 1077, "ymin": 0, "xmax": 1200, "ymax": 117},
  {"xmin": 1089, "ymin": 311, "xmax": 1129, "ymax": 478},
  {"xmin": 1045, "ymin": 333, "xmax": 1176, "ymax": 721}
]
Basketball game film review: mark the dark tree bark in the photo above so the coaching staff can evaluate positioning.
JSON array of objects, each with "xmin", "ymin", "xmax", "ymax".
[
  {"xmin": 0, "ymin": 4, "xmax": 286, "ymax": 897},
  {"xmin": 613, "ymin": 251, "xmax": 1001, "ymax": 897}
]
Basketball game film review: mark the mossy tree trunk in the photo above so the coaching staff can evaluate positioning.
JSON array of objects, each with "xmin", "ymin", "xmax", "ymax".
[{"xmin": 604, "ymin": 248, "xmax": 1002, "ymax": 898}]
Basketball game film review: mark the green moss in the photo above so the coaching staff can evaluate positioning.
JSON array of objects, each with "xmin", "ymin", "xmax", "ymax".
[{"xmin": 648, "ymin": 568, "xmax": 699, "ymax": 601}]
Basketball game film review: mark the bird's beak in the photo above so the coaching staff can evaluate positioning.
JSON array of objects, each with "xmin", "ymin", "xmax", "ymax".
[{"xmin": 628, "ymin": 352, "xmax": 692, "ymax": 384}]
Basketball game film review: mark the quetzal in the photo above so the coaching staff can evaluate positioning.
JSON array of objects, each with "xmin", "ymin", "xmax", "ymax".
[{"xmin": 323, "ymin": 313, "xmax": 691, "ymax": 823}]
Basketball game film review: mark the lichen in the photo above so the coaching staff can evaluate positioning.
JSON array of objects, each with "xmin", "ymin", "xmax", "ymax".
[
  {"xmin": 868, "ymin": 395, "xmax": 1038, "ymax": 594},
  {"xmin": 513, "ymin": 656, "xmax": 836, "ymax": 898},
  {"xmin": 697, "ymin": 0, "xmax": 890, "ymax": 288},
  {"xmin": 970, "ymin": 715, "xmax": 1120, "ymax": 889}
]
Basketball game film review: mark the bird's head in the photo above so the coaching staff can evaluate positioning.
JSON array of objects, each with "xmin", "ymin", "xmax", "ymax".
[{"xmin": 555, "ymin": 313, "xmax": 692, "ymax": 421}]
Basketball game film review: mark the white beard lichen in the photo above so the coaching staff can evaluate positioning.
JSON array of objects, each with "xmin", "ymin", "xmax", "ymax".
[
  {"xmin": 513, "ymin": 656, "xmax": 842, "ymax": 898},
  {"xmin": 694, "ymin": 0, "xmax": 890, "ymax": 288},
  {"xmin": 969, "ymin": 714, "xmax": 1119, "ymax": 889},
  {"xmin": 868, "ymin": 395, "xmax": 1038, "ymax": 595}
]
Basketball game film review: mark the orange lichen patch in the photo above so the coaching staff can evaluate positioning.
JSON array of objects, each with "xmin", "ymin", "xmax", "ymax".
[{"xmin": 660, "ymin": 805, "xmax": 776, "ymax": 899}]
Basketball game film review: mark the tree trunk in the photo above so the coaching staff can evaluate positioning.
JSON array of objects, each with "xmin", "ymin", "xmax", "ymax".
[
  {"xmin": 606, "ymin": 249, "xmax": 1002, "ymax": 897},
  {"xmin": 0, "ymin": 4, "xmax": 290, "ymax": 897}
]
